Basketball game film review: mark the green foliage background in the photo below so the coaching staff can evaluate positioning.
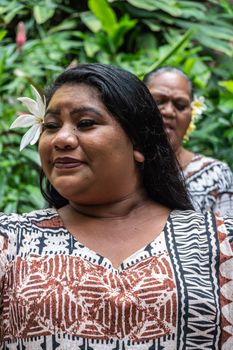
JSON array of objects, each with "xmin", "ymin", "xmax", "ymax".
[{"xmin": 0, "ymin": 0, "xmax": 233, "ymax": 213}]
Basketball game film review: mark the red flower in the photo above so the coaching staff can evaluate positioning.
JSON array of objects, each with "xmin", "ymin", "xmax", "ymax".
[{"xmin": 16, "ymin": 21, "xmax": 26, "ymax": 50}]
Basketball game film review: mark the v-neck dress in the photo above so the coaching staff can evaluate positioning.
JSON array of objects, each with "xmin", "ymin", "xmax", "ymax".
[
  {"xmin": 183, "ymin": 153, "xmax": 233, "ymax": 215},
  {"xmin": 0, "ymin": 208, "xmax": 233, "ymax": 349}
]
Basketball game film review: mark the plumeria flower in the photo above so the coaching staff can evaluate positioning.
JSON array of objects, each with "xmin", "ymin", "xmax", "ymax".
[
  {"xmin": 183, "ymin": 120, "xmax": 196, "ymax": 141},
  {"xmin": 10, "ymin": 85, "xmax": 46, "ymax": 151},
  {"xmin": 191, "ymin": 95, "xmax": 207, "ymax": 117},
  {"xmin": 184, "ymin": 95, "xmax": 207, "ymax": 142}
]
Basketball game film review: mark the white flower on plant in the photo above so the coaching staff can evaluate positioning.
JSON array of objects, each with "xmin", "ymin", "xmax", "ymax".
[
  {"xmin": 10, "ymin": 85, "xmax": 46, "ymax": 151},
  {"xmin": 191, "ymin": 95, "xmax": 207, "ymax": 117}
]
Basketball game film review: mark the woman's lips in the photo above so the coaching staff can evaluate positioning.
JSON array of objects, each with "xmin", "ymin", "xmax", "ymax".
[
  {"xmin": 164, "ymin": 126, "xmax": 174, "ymax": 135},
  {"xmin": 53, "ymin": 157, "xmax": 84, "ymax": 169}
]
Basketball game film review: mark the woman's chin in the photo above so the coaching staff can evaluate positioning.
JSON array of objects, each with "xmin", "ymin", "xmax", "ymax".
[{"xmin": 50, "ymin": 177, "xmax": 89, "ymax": 200}]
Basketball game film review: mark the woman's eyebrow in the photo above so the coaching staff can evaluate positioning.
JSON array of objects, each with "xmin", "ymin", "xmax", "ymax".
[
  {"xmin": 151, "ymin": 92, "xmax": 167, "ymax": 98},
  {"xmin": 70, "ymin": 107, "xmax": 102, "ymax": 116},
  {"xmin": 151, "ymin": 91, "xmax": 168, "ymax": 96},
  {"xmin": 174, "ymin": 96, "xmax": 190, "ymax": 102},
  {"xmin": 45, "ymin": 108, "xmax": 60, "ymax": 117},
  {"xmin": 44, "ymin": 106, "xmax": 103, "ymax": 118}
]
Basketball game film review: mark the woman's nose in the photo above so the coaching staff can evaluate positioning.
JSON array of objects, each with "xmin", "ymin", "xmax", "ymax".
[
  {"xmin": 160, "ymin": 101, "xmax": 176, "ymax": 118},
  {"xmin": 52, "ymin": 125, "xmax": 79, "ymax": 150}
]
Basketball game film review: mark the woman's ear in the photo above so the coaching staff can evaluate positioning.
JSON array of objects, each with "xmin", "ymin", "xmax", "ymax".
[{"xmin": 133, "ymin": 149, "xmax": 145, "ymax": 163}]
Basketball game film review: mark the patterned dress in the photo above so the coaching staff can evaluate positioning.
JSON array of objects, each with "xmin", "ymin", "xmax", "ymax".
[
  {"xmin": 0, "ymin": 208, "xmax": 233, "ymax": 350},
  {"xmin": 184, "ymin": 154, "xmax": 233, "ymax": 215}
]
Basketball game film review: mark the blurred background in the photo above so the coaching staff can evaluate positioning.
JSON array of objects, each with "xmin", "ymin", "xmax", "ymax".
[{"xmin": 0, "ymin": 0, "xmax": 233, "ymax": 213}]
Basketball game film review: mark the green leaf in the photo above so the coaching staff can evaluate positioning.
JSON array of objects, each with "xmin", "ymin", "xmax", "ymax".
[
  {"xmin": 197, "ymin": 23, "xmax": 233, "ymax": 41},
  {"xmin": 127, "ymin": 0, "xmax": 182, "ymax": 15},
  {"xmin": 153, "ymin": 0, "xmax": 182, "ymax": 16},
  {"xmin": 111, "ymin": 15, "xmax": 137, "ymax": 49},
  {"xmin": 4, "ymin": 202, "xmax": 17, "ymax": 214},
  {"xmin": 83, "ymin": 36, "xmax": 100, "ymax": 57},
  {"xmin": 0, "ymin": 30, "xmax": 7, "ymax": 41},
  {"xmin": 80, "ymin": 11, "xmax": 101, "ymax": 33},
  {"xmin": 126, "ymin": 0, "xmax": 159, "ymax": 11},
  {"xmin": 33, "ymin": 5, "xmax": 55, "ymax": 24},
  {"xmin": 88, "ymin": 0, "xmax": 117, "ymax": 36},
  {"xmin": 1, "ymin": 3, "xmax": 24, "ymax": 24},
  {"xmin": 137, "ymin": 33, "xmax": 158, "ymax": 50},
  {"xmin": 141, "ymin": 28, "xmax": 194, "ymax": 78},
  {"xmin": 219, "ymin": 0, "xmax": 233, "ymax": 14},
  {"xmin": 219, "ymin": 98, "xmax": 233, "ymax": 110},
  {"xmin": 25, "ymin": 185, "xmax": 45, "ymax": 208},
  {"xmin": 0, "ymin": 173, "xmax": 6, "ymax": 200},
  {"xmin": 49, "ymin": 19, "xmax": 77, "ymax": 33},
  {"xmin": 176, "ymin": 1, "xmax": 206, "ymax": 20},
  {"xmin": 219, "ymin": 80, "xmax": 233, "ymax": 94},
  {"xmin": 142, "ymin": 19, "xmax": 160, "ymax": 32},
  {"xmin": 196, "ymin": 34, "xmax": 233, "ymax": 56}
]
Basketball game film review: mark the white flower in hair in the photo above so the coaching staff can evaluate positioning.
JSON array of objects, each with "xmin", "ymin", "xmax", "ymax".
[
  {"xmin": 191, "ymin": 95, "xmax": 207, "ymax": 116},
  {"xmin": 184, "ymin": 95, "xmax": 207, "ymax": 141},
  {"xmin": 10, "ymin": 85, "xmax": 46, "ymax": 151}
]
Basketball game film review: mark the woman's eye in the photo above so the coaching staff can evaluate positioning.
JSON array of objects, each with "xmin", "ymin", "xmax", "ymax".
[
  {"xmin": 155, "ymin": 99, "xmax": 165, "ymax": 106},
  {"xmin": 42, "ymin": 122, "xmax": 59, "ymax": 131},
  {"xmin": 176, "ymin": 104, "xmax": 188, "ymax": 111},
  {"xmin": 78, "ymin": 119, "xmax": 96, "ymax": 128}
]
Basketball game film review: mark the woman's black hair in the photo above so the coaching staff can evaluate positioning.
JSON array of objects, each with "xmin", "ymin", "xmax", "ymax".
[
  {"xmin": 143, "ymin": 66, "xmax": 193, "ymax": 98},
  {"xmin": 40, "ymin": 63, "xmax": 193, "ymax": 210}
]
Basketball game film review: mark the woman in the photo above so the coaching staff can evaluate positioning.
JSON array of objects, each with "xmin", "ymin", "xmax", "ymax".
[
  {"xmin": 1, "ymin": 63, "xmax": 233, "ymax": 350},
  {"xmin": 144, "ymin": 67, "xmax": 233, "ymax": 215}
]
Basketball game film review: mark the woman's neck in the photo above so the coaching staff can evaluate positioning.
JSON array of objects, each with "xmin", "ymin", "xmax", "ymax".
[
  {"xmin": 176, "ymin": 146, "xmax": 194, "ymax": 170},
  {"xmin": 59, "ymin": 187, "xmax": 165, "ymax": 221}
]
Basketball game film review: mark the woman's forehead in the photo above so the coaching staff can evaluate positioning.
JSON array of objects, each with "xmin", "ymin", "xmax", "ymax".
[
  {"xmin": 48, "ymin": 83, "xmax": 102, "ymax": 108},
  {"xmin": 148, "ymin": 72, "xmax": 191, "ymax": 98}
]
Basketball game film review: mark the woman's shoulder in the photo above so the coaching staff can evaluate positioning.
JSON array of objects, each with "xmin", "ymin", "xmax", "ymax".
[
  {"xmin": 168, "ymin": 209, "xmax": 209, "ymax": 237},
  {"xmin": 0, "ymin": 207, "xmax": 58, "ymax": 221},
  {"xmin": 169, "ymin": 210, "xmax": 233, "ymax": 258},
  {"xmin": 170, "ymin": 209, "xmax": 233, "ymax": 232},
  {"xmin": 185, "ymin": 154, "xmax": 233, "ymax": 187},
  {"xmin": 0, "ymin": 208, "xmax": 60, "ymax": 270},
  {"xmin": 170, "ymin": 208, "xmax": 207, "ymax": 222},
  {"xmin": 190, "ymin": 153, "xmax": 232, "ymax": 172},
  {"xmin": 0, "ymin": 208, "xmax": 58, "ymax": 237}
]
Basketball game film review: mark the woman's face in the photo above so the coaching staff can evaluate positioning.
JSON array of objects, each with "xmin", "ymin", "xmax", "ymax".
[
  {"xmin": 147, "ymin": 71, "xmax": 192, "ymax": 152},
  {"xmin": 39, "ymin": 83, "xmax": 143, "ymax": 204}
]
